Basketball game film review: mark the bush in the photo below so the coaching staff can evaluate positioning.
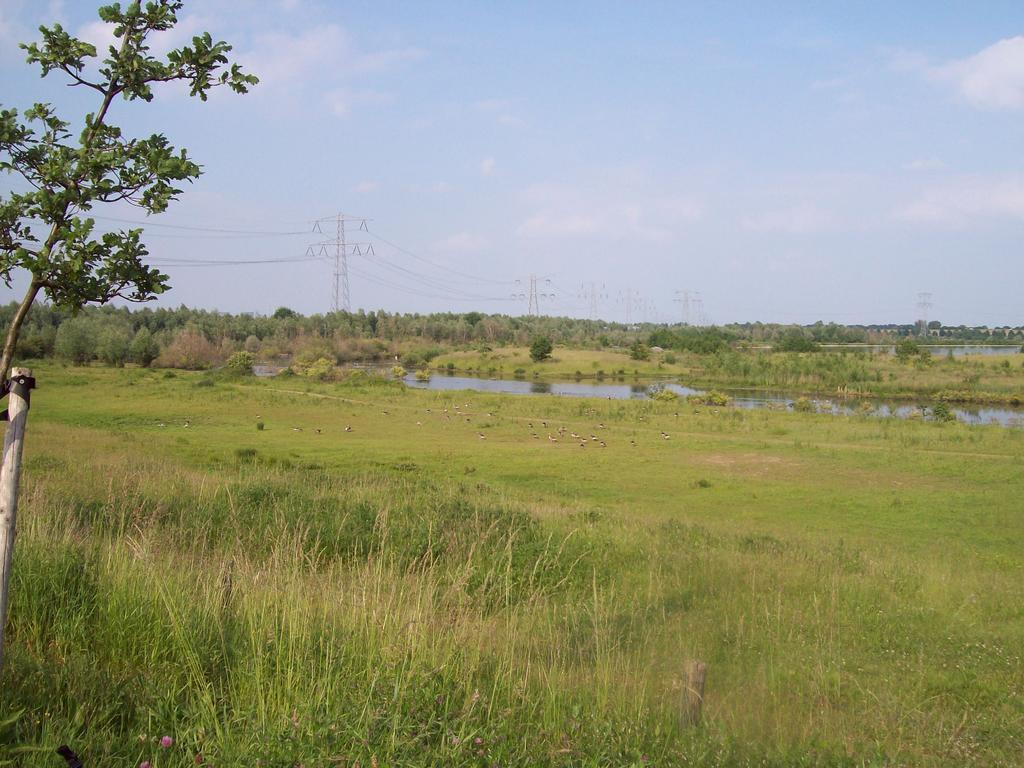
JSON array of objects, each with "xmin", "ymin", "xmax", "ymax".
[
  {"xmin": 688, "ymin": 390, "xmax": 730, "ymax": 407},
  {"xmin": 775, "ymin": 329, "xmax": 819, "ymax": 353},
  {"xmin": 663, "ymin": 352, "xmax": 677, "ymax": 364},
  {"xmin": 292, "ymin": 357, "xmax": 337, "ymax": 379},
  {"xmin": 792, "ymin": 396, "xmax": 814, "ymax": 413},
  {"xmin": 629, "ymin": 341, "xmax": 650, "ymax": 361},
  {"xmin": 529, "ymin": 336, "xmax": 553, "ymax": 362},
  {"xmin": 931, "ymin": 401, "xmax": 956, "ymax": 423},
  {"xmin": 414, "ymin": 369, "xmax": 431, "ymax": 382},
  {"xmin": 225, "ymin": 350, "xmax": 256, "ymax": 375},
  {"xmin": 895, "ymin": 338, "xmax": 921, "ymax": 363},
  {"xmin": 155, "ymin": 326, "xmax": 220, "ymax": 370},
  {"xmin": 652, "ymin": 388, "xmax": 679, "ymax": 402},
  {"xmin": 391, "ymin": 365, "xmax": 407, "ymax": 377}
]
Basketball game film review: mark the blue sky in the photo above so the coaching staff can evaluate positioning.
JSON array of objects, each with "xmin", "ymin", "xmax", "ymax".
[{"xmin": 2, "ymin": 0, "xmax": 1023, "ymax": 325}]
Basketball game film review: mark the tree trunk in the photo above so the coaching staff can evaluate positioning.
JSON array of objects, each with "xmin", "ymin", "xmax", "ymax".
[{"xmin": 0, "ymin": 281, "xmax": 41, "ymax": 381}]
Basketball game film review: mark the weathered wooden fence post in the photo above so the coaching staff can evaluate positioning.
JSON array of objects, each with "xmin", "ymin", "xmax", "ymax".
[
  {"xmin": 681, "ymin": 659, "xmax": 707, "ymax": 725},
  {"xmin": 0, "ymin": 367, "xmax": 34, "ymax": 672}
]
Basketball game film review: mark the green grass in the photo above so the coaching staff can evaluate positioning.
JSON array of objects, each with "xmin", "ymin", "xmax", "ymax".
[{"xmin": 2, "ymin": 362, "xmax": 1023, "ymax": 766}]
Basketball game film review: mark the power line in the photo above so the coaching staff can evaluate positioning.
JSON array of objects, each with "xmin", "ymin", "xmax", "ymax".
[
  {"xmin": 365, "ymin": 227, "xmax": 513, "ymax": 286},
  {"xmin": 89, "ymin": 214, "xmax": 312, "ymax": 236}
]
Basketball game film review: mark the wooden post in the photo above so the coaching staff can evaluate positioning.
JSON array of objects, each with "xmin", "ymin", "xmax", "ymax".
[
  {"xmin": 0, "ymin": 367, "xmax": 33, "ymax": 672},
  {"xmin": 681, "ymin": 659, "xmax": 707, "ymax": 726}
]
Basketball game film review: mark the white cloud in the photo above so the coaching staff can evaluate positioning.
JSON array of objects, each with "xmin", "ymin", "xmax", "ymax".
[
  {"xmin": 236, "ymin": 23, "xmax": 420, "ymax": 117},
  {"xmin": 433, "ymin": 231, "xmax": 488, "ymax": 252},
  {"xmin": 657, "ymin": 197, "xmax": 704, "ymax": 221},
  {"xmin": 354, "ymin": 180, "xmax": 380, "ymax": 194},
  {"xmin": 518, "ymin": 212, "xmax": 603, "ymax": 237},
  {"xmin": 76, "ymin": 19, "xmax": 118, "ymax": 55},
  {"xmin": 78, "ymin": 12, "xmax": 209, "ymax": 58},
  {"xmin": 516, "ymin": 180, "xmax": 687, "ymax": 242},
  {"xmin": 904, "ymin": 157, "xmax": 945, "ymax": 172},
  {"xmin": 896, "ymin": 177, "xmax": 1024, "ymax": 224},
  {"xmin": 480, "ymin": 157, "xmax": 496, "ymax": 176},
  {"xmin": 475, "ymin": 97, "xmax": 525, "ymax": 127},
  {"xmin": 931, "ymin": 36, "xmax": 1024, "ymax": 110},
  {"xmin": 742, "ymin": 204, "xmax": 835, "ymax": 234}
]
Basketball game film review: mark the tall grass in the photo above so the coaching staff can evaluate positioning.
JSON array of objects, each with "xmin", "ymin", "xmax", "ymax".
[{"xmin": 2, "ymin": 364, "xmax": 1023, "ymax": 765}]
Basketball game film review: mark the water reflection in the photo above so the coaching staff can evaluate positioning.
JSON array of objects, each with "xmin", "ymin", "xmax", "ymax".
[{"xmin": 404, "ymin": 374, "xmax": 1023, "ymax": 427}]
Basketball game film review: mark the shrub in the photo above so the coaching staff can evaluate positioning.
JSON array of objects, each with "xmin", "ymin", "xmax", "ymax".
[
  {"xmin": 391, "ymin": 365, "xmax": 407, "ymax": 378},
  {"xmin": 629, "ymin": 341, "xmax": 650, "ymax": 361},
  {"xmin": 895, "ymin": 338, "xmax": 921, "ymax": 363},
  {"xmin": 414, "ymin": 369, "xmax": 431, "ymax": 382},
  {"xmin": 775, "ymin": 330, "xmax": 819, "ymax": 352},
  {"xmin": 792, "ymin": 396, "xmax": 814, "ymax": 413},
  {"xmin": 687, "ymin": 390, "xmax": 730, "ymax": 407},
  {"xmin": 663, "ymin": 352, "xmax": 677, "ymax": 364},
  {"xmin": 652, "ymin": 388, "xmax": 679, "ymax": 402},
  {"xmin": 529, "ymin": 336, "xmax": 553, "ymax": 362},
  {"xmin": 156, "ymin": 326, "xmax": 220, "ymax": 370},
  {"xmin": 225, "ymin": 350, "xmax": 256, "ymax": 375},
  {"xmin": 931, "ymin": 402, "xmax": 956, "ymax": 423},
  {"xmin": 292, "ymin": 357, "xmax": 337, "ymax": 379}
]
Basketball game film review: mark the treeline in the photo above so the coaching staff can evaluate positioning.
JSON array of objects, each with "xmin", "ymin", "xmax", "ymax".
[
  {"xmin": 2, "ymin": 303, "xmax": 650, "ymax": 369},
  {"xmin": 3, "ymin": 302, "xmax": 1018, "ymax": 370}
]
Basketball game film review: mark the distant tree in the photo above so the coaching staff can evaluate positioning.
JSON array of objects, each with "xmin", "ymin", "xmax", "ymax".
[
  {"xmin": 273, "ymin": 307, "xmax": 298, "ymax": 320},
  {"xmin": 129, "ymin": 326, "xmax": 159, "ymax": 367},
  {"xmin": 53, "ymin": 317, "xmax": 95, "ymax": 364},
  {"xmin": 775, "ymin": 329, "xmax": 819, "ymax": 353},
  {"xmin": 0, "ymin": 1, "xmax": 257, "ymax": 378},
  {"xmin": 96, "ymin": 323, "xmax": 131, "ymax": 366},
  {"xmin": 629, "ymin": 340, "xmax": 650, "ymax": 361},
  {"xmin": 529, "ymin": 336, "xmax": 553, "ymax": 362},
  {"xmin": 895, "ymin": 338, "xmax": 921, "ymax": 362}
]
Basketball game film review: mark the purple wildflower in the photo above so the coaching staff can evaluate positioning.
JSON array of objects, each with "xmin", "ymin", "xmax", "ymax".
[{"xmin": 160, "ymin": 735, "xmax": 173, "ymax": 748}]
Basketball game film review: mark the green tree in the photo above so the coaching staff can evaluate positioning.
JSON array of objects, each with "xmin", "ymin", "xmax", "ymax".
[
  {"xmin": 96, "ymin": 322, "xmax": 131, "ymax": 366},
  {"xmin": 53, "ymin": 316, "xmax": 95, "ymax": 364},
  {"xmin": 895, "ymin": 338, "xmax": 921, "ymax": 362},
  {"xmin": 775, "ymin": 329, "xmax": 819, "ymax": 353},
  {"xmin": 629, "ymin": 340, "xmax": 650, "ymax": 361},
  {"xmin": 0, "ymin": 1, "xmax": 257, "ymax": 378},
  {"xmin": 529, "ymin": 336, "xmax": 553, "ymax": 362},
  {"xmin": 129, "ymin": 325, "xmax": 159, "ymax": 367}
]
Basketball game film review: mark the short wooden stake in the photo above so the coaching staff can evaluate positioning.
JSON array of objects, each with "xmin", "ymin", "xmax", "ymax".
[
  {"xmin": 0, "ymin": 367, "xmax": 33, "ymax": 673},
  {"xmin": 681, "ymin": 659, "xmax": 707, "ymax": 725}
]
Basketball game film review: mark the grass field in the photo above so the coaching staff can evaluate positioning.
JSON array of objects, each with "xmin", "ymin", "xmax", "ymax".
[
  {"xmin": 431, "ymin": 346, "xmax": 1024, "ymax": 404},
  {"xmin": 2, "ymin": 362, "xmax": 1023, "ymax": 766}
]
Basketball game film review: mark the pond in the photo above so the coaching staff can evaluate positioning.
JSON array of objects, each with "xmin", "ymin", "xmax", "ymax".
[
  {"xmin": 821, "ymin": 344, "xmax": 1021, "ymax": 357},
  {"xmin": 403, "ymin": 373, "xmax": 1024, "ymax": 428}
]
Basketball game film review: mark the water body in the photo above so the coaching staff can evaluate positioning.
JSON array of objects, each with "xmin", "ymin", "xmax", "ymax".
[
  {"xmin": 404, "ymin": 374, "xmax": 1024, "ymax": 428},
  {"xmin": 821, "ymin": 344, "xmax": 1021, "ymax": 357}
]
